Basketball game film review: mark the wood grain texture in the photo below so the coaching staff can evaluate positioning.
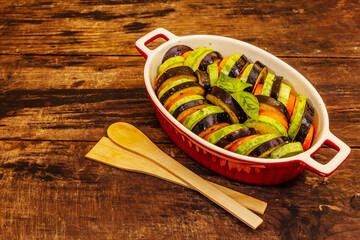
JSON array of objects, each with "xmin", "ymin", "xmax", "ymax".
[{"xmin": 1, "ymin": 0, "xmax": 359, "ymax": 239}]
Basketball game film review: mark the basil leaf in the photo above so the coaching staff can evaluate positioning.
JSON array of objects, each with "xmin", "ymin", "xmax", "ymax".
[
  {"xmin": 231, "ymin": 91, "xmax": 259, "ymax": 120},
  {"xmin": 216, "ymin": 73, "xmax": 252, "ymax": 93}
]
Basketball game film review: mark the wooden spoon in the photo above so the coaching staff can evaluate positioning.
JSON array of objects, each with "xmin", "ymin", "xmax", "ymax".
[
  {"xmin": 107, "ymin": 122, "xmax": 263, "ymax": 229},
  {"xmin": 85, "ymin": 137, "xmax": 267, "ymax": 215}
]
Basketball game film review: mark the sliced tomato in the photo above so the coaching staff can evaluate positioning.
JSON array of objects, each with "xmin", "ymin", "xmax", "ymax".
[
  {"xmin": 228, "ymin": 134, "xmax": 260, "ymax": 152},
  {"xmin": 302, "ymin": 124, "xmax": 314, "ymax": 151},
  {"xmin": 253, "ymin": 83, "xmax": 264, "ymax": 96},
  {"xmin": 181, "ymin": 50, "xmax": 192, "ymax": 59},
  {"xmin": 218, "ymin": 56, "xmax": 230, "ymax": 74}
]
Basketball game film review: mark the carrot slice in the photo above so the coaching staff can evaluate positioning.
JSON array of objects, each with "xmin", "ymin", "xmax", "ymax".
[
  {"xmin": 228, "ymin": 134, "xmax": 260, "ymax": 152},
  {"xmin": 204, "ymin": 131, "xmax": 215, "ymax": 140},
  {"xmin": 181, "ymin": 51, "xmax": 192, "ymax": 60},
  {"xmin": 302, "ymin": 124, "xmax": 314, "ymax": 151},
  {"xmin": 286, "ymin": 93, "xmax": 296, "ymax": 117},
  {"xmin": 253, "ymin": 84, "xmax": 264, "ymax": 96},
  {"xmin": 259, "ymin": 110, "xmax": 289, "ymax": 130},
  {"xmin": 165, "ymin": 92, "xmax": 196, "ymax": 111},
  {"xmin": 218, "ymin": 56, "xmax": 230, "ymax": 74}
]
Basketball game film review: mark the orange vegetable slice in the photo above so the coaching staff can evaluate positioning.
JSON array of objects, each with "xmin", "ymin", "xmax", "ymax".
[
  {"xmin": 218, "ymin": 56, "xmax": 230, "ymax": 74},
  {"xmin": 286, "ymin": 93, "xmax": 296, "ymax": 117},
  {"xmin": 253, "ymin": 84, "xmax": 264, "ymax": 96},
  {"xmin": 302, "ymin": 124, "xmax": 314, "ymax": 151},
  {"xmin": 259, "ymin": 110, "xmax": 289, "ymax": 130}
]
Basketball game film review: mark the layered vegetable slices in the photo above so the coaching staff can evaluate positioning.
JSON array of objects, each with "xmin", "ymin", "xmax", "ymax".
[{"xmin": 155, "ymin": 45, "xmax": 316, "ymax": 158}]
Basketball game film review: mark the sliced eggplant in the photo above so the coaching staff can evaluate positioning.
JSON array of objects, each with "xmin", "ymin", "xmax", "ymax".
[
  {"xmin": 294, "ymin": 102, "xmax": 314, "ymax": 143},
  {"xmin": 256, "ymin": 95, "xmax": 290, "ymax": 122},
  {"xmin": 198, "ymin": 122, "xmax": 230, "ymax": 138},
  {"xmin": 206, "ymin": 86, "xmax": 247, "ymax": 124},
  {"xmin": 246, "ymin": 61, "xmax": 268, "ymax": 94},
  {"xmin": 162, "ymin": 45, "xmax": 193, "ymax": 63},
  {"xmin": 155, "ymin": 66, "xmax": 195, "ymax": 93},
  {"xmin": 168, "ymin": 94, "xmax": 205, "ymax": 115},
  {"xmin": 158, "ymin": 78, "xmax": 195, "ymax": 100},
  {"xmin": 172, "ymin": 99, "xmax": 207, "ymax": 119},
  {"xmin": 207, "ymin": 123, "xmax": 246, "ymax": 144},
  {"xmin": 220, "ymin": 53, "xmax": 241, "ymax": 76},
  {"xmin": 270, "ymin": 75, "xmax": 283, "ymax": 100},
  {"xmin": 216, "ymin": 127, "xmax": 256, "ymax": 149},
  {"xmin": 198, "ymin": 51, "xmax": 223, "ymax": 71},
  {"xmin": 248, "ymin": 137, "xmax": 285, "ymax": 158},
  {"xmin": 229, "ymin": 54, "xmax": 250, "ymax": 78},
  {"xmin": 195, "ymin": 70, "xmax": 211, "ymax": 93},
  {"xmin": 192, "ymin": 112, "xmax": 231, "ymax": 136},
  {"xmin": 160, "ymin": 81, "xmax": 205, "ymax": 106}
]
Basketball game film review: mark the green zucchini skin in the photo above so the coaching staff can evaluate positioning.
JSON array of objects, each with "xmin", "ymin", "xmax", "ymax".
[
  {"xmin": 248, "ymin": 136, "xmax": 285, "ymax": 157},
  {"xmin": 172, "ymin": 99, "xmax": 207, "ymax": 119},
  {"xmin": 229, "ymin": 54, "xmax": 250, "ymax": 78},
  {"xmin": 192, "ymin": 112, "xmax": 231, "ymax": 135},
  {"xmin": 155, "ymin": 66, "xmax": 195, "ymax": 93},
  {"xmin": 295, "ymin": 102, "xmax": 314, "ymax": 143},
  {"xmin": 199, "ymin": 51, "xmax": 223, "ymax": 71},
  {"xmin": 162, "ymin": 45, "xmax": 193, "ymax": 63},
  {"xmin": 159, "ymin": 81, "xmax": 202, "ymax": 105},
  {"xmin": 270, "ymin": 75, "xmax": 283, "ymax": 100},
  {"xmin": 216, "ymin": 127, "xmax": 256, "ymax": 148}
]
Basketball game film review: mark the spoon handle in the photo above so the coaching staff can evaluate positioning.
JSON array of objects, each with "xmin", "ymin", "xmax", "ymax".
[
  {"xmin": 107, "ymin": 122, "xmax": 263, "ymax": 229},
  {"xmin": 86, "ymin": 137, "xmax": 267, "ymax": 215}
]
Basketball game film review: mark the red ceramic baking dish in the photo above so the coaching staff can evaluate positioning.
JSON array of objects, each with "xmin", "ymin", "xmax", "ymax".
[{"xmin": 135, "ymin": 28, "xmax": 351, "ymax": 185}]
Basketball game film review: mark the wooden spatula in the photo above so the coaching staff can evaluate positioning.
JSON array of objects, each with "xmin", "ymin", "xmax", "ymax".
[
  {"xmin": 85, "ymin": 137, "xmax": 267, "ymax": 215},
  {"xmin": 106, "ymin": 122, "xmax": 263, "ymax": 229}
]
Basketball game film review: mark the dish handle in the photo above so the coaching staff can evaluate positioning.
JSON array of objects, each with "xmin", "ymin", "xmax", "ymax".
[
  {"xmin": 300, "ymin": 131, "xmax": 351, "ymax": 176},
  {"xmin": 135, "ymin": 28, "xmax": 178, "ymax": 59}
]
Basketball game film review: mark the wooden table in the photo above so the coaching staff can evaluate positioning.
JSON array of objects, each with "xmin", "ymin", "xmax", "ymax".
[{"xmin": 1, "ymin": 0, "xmax": 359, "ymax": 239}]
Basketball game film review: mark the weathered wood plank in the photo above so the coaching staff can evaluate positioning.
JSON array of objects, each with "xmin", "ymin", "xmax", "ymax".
[
  {"xmin": 0, "ymin": 0, "xmax": 359, "ymax": 57},
  {"xmin": 0, "ymin": 140, "xmax": 359, "ymax": 239},
  {"xmin": 0, "ymin": 56, "xmax": 359, "ymax": 144}
]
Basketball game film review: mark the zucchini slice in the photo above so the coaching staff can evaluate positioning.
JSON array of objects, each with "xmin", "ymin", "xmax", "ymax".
[
  {"xmin": 277, "ymin": 82, "xmax": 292, "ymax": 106},
  {"xmin": 270, "ymin": 142, "xmax": 304, "ymax": 158},
  {"xmin": 168, "ymin": 94, "xmax": 205, "ymax": 115},
  {"xmin": 158, "ymin": 56, "xmax": 184, "ymax": 75},
  {"xmin": 158, "ymin": 78, "xmax": 195, "ymax": 100},
  {"xmin": 261, "ymin": 73, "xmax": 275, "ymax": 96},
  {"xmin": 234, "ymin": 134, "xmax": 278, "ymax": 156},
  {"xmin": 239, "ymin": 64, "xmax": 253, "ymax": 83},
  {"xmin": 183, "ymin": 105, "xmax": 225, "ymax": 130},
  {"xmin": 184, "ymin": 47, "xmax": 208, "ymax": 69},
  {"xmin": 244, "ymin": 115, "xmax": 288, "ymax": 137},
  {"xmin": 191, "ymin": 48, "xmax": 215, "ymax": 71},
  {"xmin": 207, "ymin": 123, "xmax": 247, "ymax": 145},
  {"xmin": 288, "ymin": 94, "xmax": 307, "ymax": 140},
  {"xmin": 157, "ymin": 75, "xmax": 197, "ymax": 95},
  {"xmin": 220, "ymin": 53, "xmax": 241, "ymax": 76}
]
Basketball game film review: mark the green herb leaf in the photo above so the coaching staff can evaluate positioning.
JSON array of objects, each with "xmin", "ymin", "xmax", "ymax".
[
  {"xmin": 231, "ymin": 91, "xmax": 259, "ymax": 120},
  {"xmin": 216, "ymin": 73, "xmax": 252, "ymax": 93}
]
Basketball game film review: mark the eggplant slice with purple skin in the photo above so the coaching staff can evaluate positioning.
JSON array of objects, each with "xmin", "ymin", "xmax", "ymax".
[
  {"xmin": 155, "ymin": 66, "xmax": 196, "ymax": 93},
  {"xmin": 270, "ymin": 75, "xmax": 283, "ymax": 100},
  {"xmin": 256, "ymin": 95, "xmax": 291, "ymax": 122},
  {"xmin": 246, "ymin": 61, "xmax": 268, "ymax": 93},
  {"xmin": 216, "ymin": 127, "xmax": 257, "ymax": 149},
  {"xmin": 229, "ymin": 54, "xmax": 250, "ymax": 78},
  {"xmin": 198, "ymin": 51, "xmax": 223, "ymax": 71},
  {"xmin": 195, "ymin": 70, "xmax": 211, "ymax": 93},
  {"xmin": 162, "ymin": 45, "xmax": 193, "ymax": 63},
  {"xmin": 192, "ymin": 112, "xmax": 231, "ymax": 136},
  {"xmin": 248, "ymin": 136, "xmax": 285, "ymax": 158},
  {"xmin": 295, "ymin": 102, "xmax": 314, "ymax": 144},
  {"xmin": 206, "ymin": 86, "xmax": 248, "ymax": 124},
  {"xmin": 172, "ymin": 99, "xmax": 208, "ymax": 119}
]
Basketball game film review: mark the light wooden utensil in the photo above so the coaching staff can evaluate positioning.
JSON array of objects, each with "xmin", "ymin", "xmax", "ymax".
[
  {"xmin": 106, "ymin": 122, "xmax": 263, "ymax": 229},
  {"xmin": 85, "ymin": 137, "xmax": 267, "ymax": 215}
]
